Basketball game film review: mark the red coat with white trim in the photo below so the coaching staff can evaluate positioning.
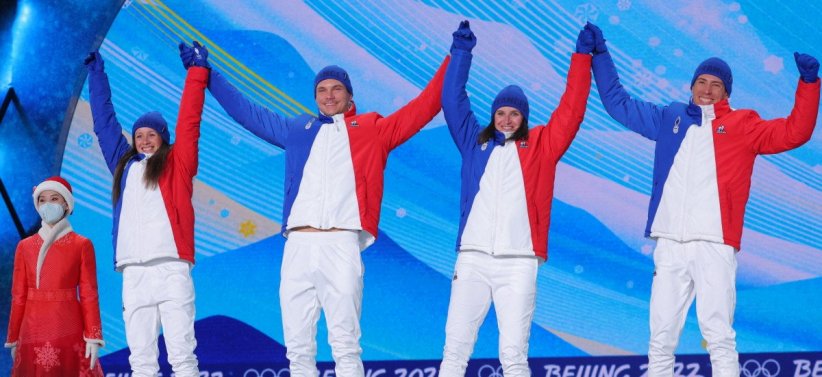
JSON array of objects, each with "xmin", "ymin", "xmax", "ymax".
[{"xmin": 6, "ymin": 230, "xmax": 104, "ymax": 375}]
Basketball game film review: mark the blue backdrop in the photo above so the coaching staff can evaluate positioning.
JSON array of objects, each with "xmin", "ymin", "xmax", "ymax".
[{"xmin": 47, "ymin": 0, "xmax": 822, "ymax": 373}]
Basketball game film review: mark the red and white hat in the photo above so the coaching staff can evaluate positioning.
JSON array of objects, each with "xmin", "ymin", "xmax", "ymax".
[{"xmin": 32, "ymin": 176, "xmax": 74, "ymax": 214}]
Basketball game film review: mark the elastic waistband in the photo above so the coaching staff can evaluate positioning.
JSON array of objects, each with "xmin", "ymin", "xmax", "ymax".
[
  {"xmin": 27, "ymin": 288, "xmax": 77, "ymax": 302},
  {"xmin": 287, "ymin": 230, "xmax": 359, "ymax": 245}
]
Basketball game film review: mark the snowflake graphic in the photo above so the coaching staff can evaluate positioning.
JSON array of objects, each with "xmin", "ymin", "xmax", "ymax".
[
  {"xmin": 77, "ymin": 133, "xmax": 94, "ymax": 149},
  {"xmin": 131, "ymin": 47, "xmax": 148, "ymax": 62},
  {"xmin": 35, "ymin": 342, "xmax": 61, "ymax": 371},
  {"xmin": 634, "ymin": 69, "xmax": 654, "ymax": 88},
  {"xmin": 239, "ymin": 220, "xmax": 256, "ymax": 238},
  {"xmin": 763, "ymin": 55, "xmax": 784, "ymax": 74},
  {"xmin": 617, "ymin": 0, "xmax": 632, "ymax": 11},
  {"xmin": 574, "ymin": 3, "xmax": 600, "ymax": 24}
]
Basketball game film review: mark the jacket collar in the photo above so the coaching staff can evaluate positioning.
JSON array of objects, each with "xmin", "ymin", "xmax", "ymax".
[
  {"xmin": 36, "ymin": 218, "xmax": 73, "ymax": 288},
  {"xmin": 687, "ymin": 98, "xmax": 732, "ymax": 123}
]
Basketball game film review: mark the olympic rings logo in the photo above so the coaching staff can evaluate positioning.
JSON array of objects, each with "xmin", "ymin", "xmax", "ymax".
[
  {"xmin": 741, "ymin": 359, "xmax": 780, "ymax": 377},
  {"xmin": 244, "ymin": 368, "xmax": 291, "ymax": 377},
  {"xmin": 477, "ymin": 365, "xmax": 503, "ymax": 377}
]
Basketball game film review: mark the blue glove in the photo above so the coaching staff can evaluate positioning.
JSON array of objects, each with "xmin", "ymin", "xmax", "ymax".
[
  {"xmin": 794, "ymin": 52, "xmax": 819, "ymax": 83},
  {"xmin": 585, "ymin": 22, "xmax": 607, "ymax": 54},
  {"xmin": 451, "ymin": 20, "xmax": 477, "ymax": 53},
  {"xmin": 178, "ymin": 42, "xmax": 195, "ymax": 69},
  {"xmin": 84, "ymin": 51, "xmax": 104, "ymax": 72},
  {"xmin": 576, "ymin": 28, "xmax": 595, "ymax": 54},
  {"xmin": 191, "ymin": 41, "xmax": 210, "ymax": 68},
  {"xmin": 179, "ymin": 41, "xmax": 210, "ymax": 69}
]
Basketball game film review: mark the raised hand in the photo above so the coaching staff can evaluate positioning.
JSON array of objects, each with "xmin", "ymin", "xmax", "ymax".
[
  {"xmin": 179, "ymin": 40, "xmax": 211, "ymax": 70},
  {"xmin": 84, "ymin": 51, "xmax": 105, "ymax": 72},
  {"xmin": 451, "ymin": 20, "xmax": 477, "ymax": 53},
  {"xmin": 576, "ymin": 27, "xmax": 595, "ymax": 54},
  {"xmin": 585, "ymin": 22, "xmax": 608, "ymax": 54},
  {"xmin": 794, "ymin": 52, "xmax": 819, "ymax": 83}
]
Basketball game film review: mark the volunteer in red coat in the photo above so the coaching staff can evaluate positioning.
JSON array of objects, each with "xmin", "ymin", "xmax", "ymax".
[
  {"xmin": 86, "ymin": 45, "xmax": 210, "ymax": 377},
  {"xmin": 587, "ymin": 22, "xmax": 820, "ymax": 377},
  {"xmin": 6, "ymin": 177, "xmax": 104, "ymax": 376},
  {"xmin": 438, "ymin": 21, "xmax": 592, "ymax": 377},
  {"xmin": 179, "ymin": 41, "xmax": 449, "ymax": 377}
]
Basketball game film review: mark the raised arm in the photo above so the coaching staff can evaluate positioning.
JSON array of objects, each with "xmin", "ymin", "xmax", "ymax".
[
  {"xmin": 588, "ymin": 23, "xmax": 664, "ymax": 141},
  {"xmin": 542, "ymin": 28, "xmax": 594, "ymax": 162},
  {"xmin": 173, "ymin": 42, "xmax": 210, "ymax": 177},
  {"xmin": 85, "ymin": 51, "xmax": 132, "ymax": 174},
  {"xmin": 375, "ymin": 55, "xmax": 450, "ymax": 150},
  {"xmin": 745, "ymin": 52, "xmax": 820, "ymax": 154},
  {"xmin": 180, "ymin": 41, "xmax": 290, "ymax": 148},
  {"xmin": 441, "ymin": 21, "xmax": 482, "ymax": 153},
  {"xmin": 5, "ymin": 243, "xmax": 28, "ymax": 350}
]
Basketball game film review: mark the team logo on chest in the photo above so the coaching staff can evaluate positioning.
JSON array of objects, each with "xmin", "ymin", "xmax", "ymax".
[
  {"xmin": 304, "ymin": 118, "xmax": 314, "ymax": 130},
  {"xmin": 519, "ymin": 141, "xmax": 528, "ymax": 148},
  {"xmin": 481, "ymin": 142, "xmax": 489, "ymax": 151},
  {"xmin": 716, "ymin": 125, "xmax": 726, "ymax": 134},
  {"xmin": 350, "ymin": 120, "xmax": 358, "ymax": 127},
  {"xmin": 673, "ymin": 116, "xmax": 681, "ymax": 134}
]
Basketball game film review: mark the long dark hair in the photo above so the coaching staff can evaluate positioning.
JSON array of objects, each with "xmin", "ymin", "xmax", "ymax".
[
  {"xmin": 477, "ymin": 119, "xmax": 529, "ymax": 145},
  {"xmin": 111, "ymin": 142, "xmax": 171, "ymax": 205}
]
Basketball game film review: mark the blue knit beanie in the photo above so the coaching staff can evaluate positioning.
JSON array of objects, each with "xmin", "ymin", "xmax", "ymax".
[
  {"xmin": 492, "ymin": 85, "xmax": 529, "ymax": 123},
  {"xmin": 314, "ymin": 65, "xmax": 353, "ymax": 96},
  {"xmin": 691, "ymin": 57, "xmax": 733, "ymax": 96},
  {"xmin": 132, "ymin": 111, "xmax": 170, "ymax": 144}
]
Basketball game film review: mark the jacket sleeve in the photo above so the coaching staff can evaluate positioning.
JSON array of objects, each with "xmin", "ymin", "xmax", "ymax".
[
  {"xmin": 745, "ymin": 79, "xmax": 820, "ymax": 154},
  {"xmin": 172, "ymin": 66, "xmax": 210, "ymax": 178},
  {"xmin": 592, "ymin": 51, "xmax": 664, "ymax": 141},
  {"xmin": 442, "ymin": 50, "xmax": 481, "ymax": 153},
  {"xmin": 5, "ymin": 243, "xmax": 27, "ymax": 348},
  {"xmin": 376, "ymin": 56, "xmax": 451, "ymax": 150},
  {"xmin": 542, "ymin": 53, "xmax": 592, "ymax": 163},
  {"xmin": 88, "ymin": 70, "xmax": 132, "ymax": 174},
  {"xmin": 208, "ymin": 69, "xmax": 290, "ymax": 149},
  {"xmin": 78, "ymin": 239, "xmax": 104, "ymax": 347}
]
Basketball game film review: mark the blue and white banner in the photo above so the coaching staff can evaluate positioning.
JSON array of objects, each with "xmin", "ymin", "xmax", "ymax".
[{"xmin": 99, "ymin": 352, "xmax": 822, "ymax": 377}]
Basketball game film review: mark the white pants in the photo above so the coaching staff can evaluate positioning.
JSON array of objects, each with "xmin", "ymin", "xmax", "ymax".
[
  {"xmin": 122, "ymin": 260, "xmax": 199, "ymax": 377},
  {"xmin": 648, "ymin": 238, "xmax": 738, "ymax": 377},
  {"xmin": 440, "ymin": 251, "xmax": 538, "ymax": 377},
  {"xmin": 281, "ymin": 231, "xmax": 364, "ymax": 377}
]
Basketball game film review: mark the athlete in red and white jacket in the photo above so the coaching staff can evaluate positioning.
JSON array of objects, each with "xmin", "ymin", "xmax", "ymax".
[
  {"xmin": 182, "ymin": 41, "xmax": 449, "ymax": 377},
  {"xmin": 439, "ymin": 22, "xmax": 592, "ymax": 377},
  {"xmin": 87, "ymin": 47, "xmax": 208, "ymax": 377},
  {"xmin": 587, "ymin": 23, "xmax": 819, "ymax": 377}
]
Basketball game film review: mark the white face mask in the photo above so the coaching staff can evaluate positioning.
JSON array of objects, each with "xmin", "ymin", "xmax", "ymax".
[{"xmin": 38, "ymin": 203, "xmax": 66, "ymax": 225}]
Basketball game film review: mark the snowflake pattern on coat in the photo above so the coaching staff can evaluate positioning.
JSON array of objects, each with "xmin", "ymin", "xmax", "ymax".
[{"xmin": 35, "ymin": 342, "xmax": 61, "ymax": 371}]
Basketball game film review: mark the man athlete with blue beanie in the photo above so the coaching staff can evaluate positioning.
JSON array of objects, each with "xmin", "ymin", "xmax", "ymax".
[{"xmin": 585, "ymin": 22, "xmax": 819, "ymax": 377}]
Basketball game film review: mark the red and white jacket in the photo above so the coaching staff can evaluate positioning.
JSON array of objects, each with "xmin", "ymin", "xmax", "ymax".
[
  {"xmin": 89, "ymin": 67, "xmax": 209, "ymax": 269},
  {"xmin": 442, "ymin": 51, "xmax": 592, "ymax": 261},
  {"xmin": 592, "ymin": 51, "xmax": 820, "ymax": 249},
  {"xmin": 206, "ymin": 57, "xmax": 450, "ymax": 250}
]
